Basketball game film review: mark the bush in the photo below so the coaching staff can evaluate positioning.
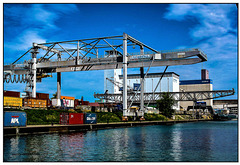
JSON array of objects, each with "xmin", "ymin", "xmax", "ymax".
[
  {"xmin": 96, "ymin": 112, "xmax": 122, "ymax": 123},
  {"xmin": 144, "ymin": 113, "xmax": 168, "ymax": 121}
]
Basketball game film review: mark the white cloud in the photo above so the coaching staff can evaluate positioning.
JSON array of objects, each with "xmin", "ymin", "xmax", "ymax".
[
  {"xmin": 5, "ymin": 30, "xmax": 46, "ymax": 51},
  {"xmin": 164, "ymin": 4, "xmax": 194, "ymax": 21},
  {"xmin": 164, "ymin": 4, "xmax": 236, "ymax": 40},
  {"xmin": 4, "ymin": 4, "xmax": 79, "ymax": 51},
  {"xmin": 197, "ymin": 34, "xmax": 237, "ymax": 60},
  {"xmin": 163, "ymin": 4, "xmax": 238, "ymax": 98}
]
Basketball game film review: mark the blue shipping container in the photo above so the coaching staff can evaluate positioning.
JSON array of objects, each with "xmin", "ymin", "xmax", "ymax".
[
  {"xmin": 85, "ymin": 113, "xmax": 97, "ymax": 124},
  {"xmin": 4, "ymin": 111, "xmax": 27, "ymax": 127}
]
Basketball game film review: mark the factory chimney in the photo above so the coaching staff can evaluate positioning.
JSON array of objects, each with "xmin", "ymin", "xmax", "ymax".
[{"xmin": 201, "ymin": 69, "xmax": 209, "ymax": 80}]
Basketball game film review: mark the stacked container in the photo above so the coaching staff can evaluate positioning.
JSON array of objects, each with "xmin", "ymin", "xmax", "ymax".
[
  {"xmin": 69, "ymin": 113, "xmax": 84, "ymax": 124},
  {"xmin": 52, "ymin": 99, "xmax": 74, "ymax": 108},
  {"xmin": 84, "ymin": 113, "xmax": 97, "ymax": 124},
  {"xmin": 4, "ymin": 111, "xmax": 27, "ymax": 127},
  {"xmin": 36, "ymin": 92, "xmax": 51, "ymax": 108},
  {"xmin": 4, "ymin": 96, "xmax": 23, "ymax": 107},
  {"xmin": 4, "ymin": 91, "xmax": 20, "ymax": 97},
  {"xmin": 59, "ymin": 113, "xmax": 97, "ymax": 125},
  {"xmin": 23, "ymin": 98, "xmax": 47, "ymax": 108},
  {"xmin": 4, "ymin": 91, "xmax": 22, "ymax": 108},
  {"xmin": 61, "ymin": 96, "xmax": 75, "ymax": 100},
  {"xmin": 60, "ymin": 113, "xmax": 84, "ymax": 125},
  {"xmin": 60, "ymin": 112, "xmax": 69, "ymax": 125}
]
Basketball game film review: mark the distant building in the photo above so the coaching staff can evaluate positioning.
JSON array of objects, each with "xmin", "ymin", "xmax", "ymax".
[
  {"xmin": 104, "ymin": 69, "xmax": 122, "ymax": 94},
  {"xmin": 118, "ymin": 72, "xmax": 179, "ymax": 93},
  {"xmin": 201, "ymin": 69, "xmax": 209, "ymax": 80},
  {"xmin": 103, "ymin": 50, "xmax": 122, "ymax": 94},
  {"xmin": 179, "ymin": 69, "xmax": 213, "ymax": 110},
  {"xmin": 118, "ymin": 72, "xmax": 180, "ymax": 110}
]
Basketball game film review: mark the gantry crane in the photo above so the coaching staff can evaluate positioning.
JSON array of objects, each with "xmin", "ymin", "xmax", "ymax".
[{"xmin": 4, "ymin": 33, "xmax": 208, "ymax": 117}]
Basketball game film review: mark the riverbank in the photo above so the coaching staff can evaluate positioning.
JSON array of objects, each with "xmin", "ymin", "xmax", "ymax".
[{"xmin": 4, "ymin": 119, "xmax": 212, "ymax": 136}]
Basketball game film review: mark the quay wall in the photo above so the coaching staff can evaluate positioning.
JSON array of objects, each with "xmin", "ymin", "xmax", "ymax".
[{"xmin": 4, "ymin": 119, "xmax": 212, "ymax": 136}]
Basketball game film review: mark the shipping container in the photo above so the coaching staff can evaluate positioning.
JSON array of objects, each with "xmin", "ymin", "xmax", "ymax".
[
  {"xmin": 52, "ymin": 99, "xmax": 61, "ymax": 107},
  {"xmin": 4, "ymin": 111, "xmax": 27, "ymax": 127},
  {"xmin": 69, "ymin": 113, "xmax": 84, "ymax": 125},
  {"xmin": 4, "ymin": 96, "xmax": 23, "ymax": 107},
  {"xmin": 74, "ymin": 99, "xmax": 78, "ymax": 107},
  {"xmin": 61, "ymin": 99, "xmax": 74, "ymax": 108},
  {"xmin": 84, "ymin": 113, "xmax": 97, "ymax": 124},
  {"xmin": 46, "ymin": 99, "xmax": 51, "ymax": 107},
  {"xmin": 4, "ymin": 90, "xmax": 20, "ymax": 98},
  {"xmin": 60, "ymin": 113, "xmax": 69, "ymax": 125},
  {"xmin": 61, "ymin": 96, "xmax": 75, "ymax": 100},
  {"xmin": 52, "ymin": 99, "xmax": 74, "ymax": 108},
  {"xmin": 74, "ymin": 99, "xmax": 81, "ymax": 109},
  {"xmin": 82, "ymin": 101, "xmax": 89, "ymax": 105},
  {"xmin": 23, "ymin": 98, "xmax": 47, "ymax": 108},
  {"xmin": 36, "ymin": 92, "xmax": 49, "ymax": 99}
]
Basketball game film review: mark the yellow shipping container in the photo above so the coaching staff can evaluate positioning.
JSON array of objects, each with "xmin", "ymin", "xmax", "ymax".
[
  {"xmin": 4, "ymin": 96, "xmax": 22, "ymax": 107},
  {"xmin": 23, "ymin": 98, "xmax": 47, "ymax": 108}
]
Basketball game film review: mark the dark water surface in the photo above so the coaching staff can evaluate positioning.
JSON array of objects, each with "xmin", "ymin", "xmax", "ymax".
[{"xmin": 4, "ymin": 120, "xmax": 238, "ymax": 162}]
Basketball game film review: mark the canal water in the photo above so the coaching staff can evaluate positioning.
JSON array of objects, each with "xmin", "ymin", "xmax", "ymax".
[{"xmin": 4, "ymin": 120, "xmax": 238, "ymax": 162}]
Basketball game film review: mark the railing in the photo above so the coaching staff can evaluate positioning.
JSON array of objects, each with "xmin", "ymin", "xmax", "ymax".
[
  {"xmin": 160, "ymin": 48, "xmax": 197, "ymax": 53},
  {"xmin": 4, "ymin": 48, "xmax": 207, "ymax": 65}
]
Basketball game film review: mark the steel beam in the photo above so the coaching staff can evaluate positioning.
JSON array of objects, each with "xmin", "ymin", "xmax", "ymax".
[
  {"xmin": 54, "ymin": 58, "xmax": 202, "ymax": 72},
  {"xmin": 123, "ymin": 33, "xmax": 128, "ymax": 116},
  {"xmin": 140, "ymin": 47, "xmax": 144, "ymax": 112},
  {"xmin": 37, "ymin": 35, "xmax": 123, "ymax": 45},
  {"xmin": 57, "ymin": 55, "xmax": 61, "ymax": 99},
  {"xmin": 127, "ymin": 34, "xmax": 158, "ymax": 53},
  {"xmin": 31, "ymin": 43, "xmax": 38, "ymax": 98},
  {"xmin": 94, "ymin": 89, "xmax": 235, "ymax": 103}
]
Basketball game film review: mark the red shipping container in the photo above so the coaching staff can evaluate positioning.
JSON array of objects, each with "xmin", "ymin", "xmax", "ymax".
[
  {"xmin": 4, "ymin": 91, "xmax": 20, "ymax": 98},
  {"xmin": 36, "ymin": 93, "xmax": 49, "ymax": 99},
  {"xmin": 60, "ymin": 113, "xmax": 69, "ymax": 125},
  {"xmin": 74, "ymin": 99, "xmax": 79, "ymax": 108},
  {"xmin": 82, "ymin": 101, "xmax": 89, "ymax": 105},
  {"xmin": 69, "ymin": 113, "xmax": 84, "ymax": 125}
]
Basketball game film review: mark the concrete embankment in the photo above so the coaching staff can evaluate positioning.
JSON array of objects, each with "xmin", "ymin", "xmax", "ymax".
[{"xmin": 4, "ymin": 119, "xmax": 212, "ymax": 136}]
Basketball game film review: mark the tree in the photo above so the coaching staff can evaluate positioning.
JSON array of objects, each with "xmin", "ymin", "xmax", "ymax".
[
  {"xmin": 156, "ymin": 92, "xmax": 175, "ymax": 118},
  {"xmin": 51, "ymin": 92, "xmax": 57, "ymax": 99}
]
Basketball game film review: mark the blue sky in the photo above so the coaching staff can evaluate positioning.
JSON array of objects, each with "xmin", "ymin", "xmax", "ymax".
[{"xmin": 4, "ymin": 4, "xmax": 238, "ymax": 101}]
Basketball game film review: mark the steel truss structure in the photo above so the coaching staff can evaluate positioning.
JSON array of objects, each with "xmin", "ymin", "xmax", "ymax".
[
  {"xmin": 4, "ymin": 33, "xmax": 208, "ymax": 116},
  {"xmin": 94, "ymin": 89, "xmax": 235, "ymax": 103}
]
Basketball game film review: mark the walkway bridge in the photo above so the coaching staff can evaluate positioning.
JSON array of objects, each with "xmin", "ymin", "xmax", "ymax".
[{"xmin": 94, "ymin": 89, "xmax": 235, "ymax": 103}]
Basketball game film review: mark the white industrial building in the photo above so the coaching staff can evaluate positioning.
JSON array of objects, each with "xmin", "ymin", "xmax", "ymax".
[
  {"xmin": 104, "ymin": 69, "xmax": 180, "ymax": 110},
  {"xmin": 104, "ymin": 69, "xmax": 122, "ymax": 94}
]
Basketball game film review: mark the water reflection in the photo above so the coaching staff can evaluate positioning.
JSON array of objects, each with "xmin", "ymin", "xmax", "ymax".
[
  {"xmin": 4, "ymin": 121, "xmax": 238, "ymax": 162},
  {"xmin": 170, "ymin": 125, "xmax": 182, "ymax": 161}
]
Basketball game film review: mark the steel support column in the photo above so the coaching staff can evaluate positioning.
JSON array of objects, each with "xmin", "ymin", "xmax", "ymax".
[
  {"xmin": 140, "ymin": 46, "xmax": 144, "ymax": 115},
  {"xmin": 57, "ymin": 54, "xmax": 61, "ymax": 99},
  {"xmin": 123, "ymin": 33, "xmax": 128, "ymax": 116},
  {"xmin": 31, "ymin": 44, "xmax": 37, "ymax": 98}
]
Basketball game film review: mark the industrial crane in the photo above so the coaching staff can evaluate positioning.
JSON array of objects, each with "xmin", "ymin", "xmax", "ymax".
[
  {"xmin": 4, "ymin": 33, "xmax": 208, "ymax": 117},
  {"xmin": 105, "ymin": 77, "xmax": 134, "ymax": 92}
]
